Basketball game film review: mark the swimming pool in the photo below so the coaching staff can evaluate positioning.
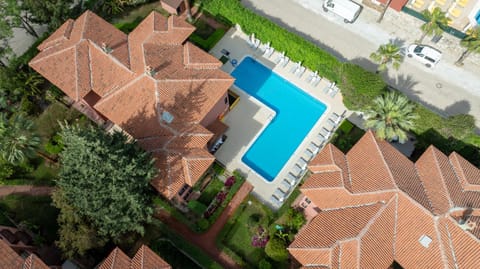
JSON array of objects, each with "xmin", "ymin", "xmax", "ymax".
[{"xmin": 231, "ymin": 56, "xmax": 327, "ymax": 181}]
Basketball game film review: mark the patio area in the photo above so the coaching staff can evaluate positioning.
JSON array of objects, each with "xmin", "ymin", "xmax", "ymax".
[{"xmin": 210, "ymin": 26, "xmax": 348, "ymax": 209}]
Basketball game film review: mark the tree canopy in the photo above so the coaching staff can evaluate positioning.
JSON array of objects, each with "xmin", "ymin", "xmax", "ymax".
[
  {"xmin": 364, "ymin": 91, "xmax": 417, "ymax": 143},
  {"xmin": 370, "ymin": 42, "xmax": 403, "ymax": 72},
  {"xmin": 53, "ymin": 124, "xmax": 157, "ymax": 256},
  {"xmin": 419, "ymin": 7, "xmax": 450, "ymax": 43}
]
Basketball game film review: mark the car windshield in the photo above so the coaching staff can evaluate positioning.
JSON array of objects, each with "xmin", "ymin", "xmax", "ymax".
[{"xmin": 413, "ymin": 46, "xmax": 424, "ymax": 54}]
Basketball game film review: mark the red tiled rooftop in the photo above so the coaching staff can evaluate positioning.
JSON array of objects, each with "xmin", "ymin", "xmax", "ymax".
[
  {"xmin": 99, "ymin": 245, "xmax": 171, "ymax": 269},
  {"xmin": 293, "ymin": 130, "xmax": 480, "ymax": 268},
  {"xmin": 29, "ymin": 11, "xmax": 234, "ymax": 199}
]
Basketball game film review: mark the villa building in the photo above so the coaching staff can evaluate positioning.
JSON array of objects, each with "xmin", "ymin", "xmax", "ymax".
[
  {"xmin": 98, "ymin": 245, "xmax": 171, "ymax": 269},
  {"xmin": 289, "ymin": 131, "xmax": 480, "ymax": 268},
  {"xmin": 29, "ymin": 11, "xmax": 234, "ymax": 203},
  {"xmin": 0, "ymin": 239, "xmax": 49, "ymax": 269}
]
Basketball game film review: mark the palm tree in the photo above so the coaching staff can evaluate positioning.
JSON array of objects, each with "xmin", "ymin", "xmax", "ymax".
[
  {"xmin": 0, "ymin": 113, "xmax": 41, "ymax": 165},
  {"xmin": 418, "ymin": 7, "xmax": 450, "ymax": 43},
  {"xmin": 364, "ymin": 92, "xmax": 417, "ymax": 143},
  {"xmin": 455, "ymin": 27, "xmax": 480, "ymax": 66},
  {"xmin": 370, "ymin": 42, "xmax": 403, "ymax": 72}
]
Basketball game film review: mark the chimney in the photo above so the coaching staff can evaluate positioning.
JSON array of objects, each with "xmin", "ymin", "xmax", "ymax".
[
  {"xmin": 145, "ymin": 65, "xmax": 156, "ymax": 76},
  {"xmin": 460, "ymin": 220, "xmax": 477, "ymax": 231},
  {"xmin": 101, "ymin": 42, "xmax": 113, "ymax": 54}
]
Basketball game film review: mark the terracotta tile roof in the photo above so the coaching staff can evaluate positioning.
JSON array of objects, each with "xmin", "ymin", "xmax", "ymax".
[
  {"xmin": 294, "ymin": 131, "xmax": 480, "ymax": 268},
  {"xmin": 99, "ymin": 245, "xmax": 171, "ymax": 269},
  {"xmin": 345, "ymin": 131, "xmax": 396, "ymax": 193},
  {"xmin": 99, "ymin": 247, "xmax": 131, "ymax": 269},
  {"xmin": 0, "ymin": 240, "xmax": 48, "ymax": 269},
  {"xmin": 415, "ymin": 146, "xmax": 453, "ymax": 215},
  {"xmin": 0, "ymin": 240, "xmax": 24, "ymax": 269},
  {"xmin": 30, "ymin": 11, "xmax": 234, "ymax": 200},
  {"xmin": 131, "ymin": 245, "xmax": 171, "ymax": 269},
  {"xmin": 22, "ymin": 255, "xmax": 50, "ymax": 269}
]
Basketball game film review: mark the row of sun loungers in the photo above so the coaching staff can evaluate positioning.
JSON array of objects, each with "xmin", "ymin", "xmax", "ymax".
[{"xmin": 306, "ymin": 71, "xmax": 322, "ymax": 87}]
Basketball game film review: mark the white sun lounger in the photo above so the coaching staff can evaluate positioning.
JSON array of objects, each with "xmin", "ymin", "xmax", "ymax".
[
  {"xmin": 320, "ymin": 127, "xmax": 332, "ymax": 140},
  {"xmin": 273, "ymin": 188, "xmax": 286, "ymax": 202},
  {"xmin": 275, "ymin": 51, "xmax": 285, "ymax": 64},
  {"xmin": 280, "ymin": 180, "xmax": 292, "ymax": 193},
  {"xmin": 284, "ymin": 176, "xmax": 296, "ymax": 187},
  {"xmin": 312, "ymin": 76, "xmax": 322, "ymax": 87},
  {"xmin": 330, "ymin": 86, "xmax": 339, "ymax": 98},
  {"xmin": 270, "ymin": 195, "xmax": 282, "ymax": 207},
  {"xmin": 306, "ymin": 71, "xmax": 317, "ymax": 83},
  {"xmin": 295, "ymin": 66, "xmax": 306, "ymax": 78},
  {"xmin": 264, "ymin": 47, "xmax": 274, "ymax": 58},
  {"xmin": 290, "ymin": 62, "xmax": 301, "ymax": 73}
]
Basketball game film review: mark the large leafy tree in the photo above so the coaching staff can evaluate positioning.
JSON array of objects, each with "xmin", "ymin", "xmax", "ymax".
[
  {"xmin": 21, "ymin": 0, "xmax": 74, "ymax": 30},
  {"xmin": 370, "ymin": 42, "xmax": 403, "ymax": 72},
  {"xmin": 418, "ymin": 7, "xmax": 450, "ymax": 43},
  {"xmin": 364, "ymin": 91, "xmax": 417, "ymax": 143},
  {"xmin": 54, "ymin": 124, "xmax": 156, "ymax": 257},
  {"xmin": 456, "ymin": 27, "xmax": 480, "ymax": 66},
  {"xmin": 0, "ymin": 112, "xmax": 41, "ymax": 165}
]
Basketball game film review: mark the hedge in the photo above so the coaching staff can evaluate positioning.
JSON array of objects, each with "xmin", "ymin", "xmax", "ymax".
[
  {"xmin": 189, "ymin": 28, "xmax": 226, "ymax": 51},
  {"xmin": 202, "ymin": 0, "xmax": 342, "ymax": 82},
  {"xmin": 338, "ymin": 63, "xmax": 388, "ymax": 110}
]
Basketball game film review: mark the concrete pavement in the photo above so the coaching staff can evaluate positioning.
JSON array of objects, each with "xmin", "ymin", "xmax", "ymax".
[{"xmin": 243, "ymin": 0, "xmax": 480, "ymax": 130}]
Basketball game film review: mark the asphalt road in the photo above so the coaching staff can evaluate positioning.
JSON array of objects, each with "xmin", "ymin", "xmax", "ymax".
[{"xmin": 243, "ymin": 0, "xmax": 480, "ymax": 131}]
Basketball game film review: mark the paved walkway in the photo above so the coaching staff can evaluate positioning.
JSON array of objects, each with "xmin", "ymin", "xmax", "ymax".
[
  {"xmin": 243, "ymin": 0, "xmax": 480, "ymax": 131},
  {"xmin": 0, "ymin": 185, "xmax": 54, "ymax": 197},
  {"xmin": 154, "ymin": 180, "xmax": 253, "ymax": 269}
]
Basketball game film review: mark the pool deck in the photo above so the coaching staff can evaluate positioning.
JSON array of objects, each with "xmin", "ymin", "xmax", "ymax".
[{"xmin": 210, "ymin": 26, "xmax": 348, "ymax": 209}]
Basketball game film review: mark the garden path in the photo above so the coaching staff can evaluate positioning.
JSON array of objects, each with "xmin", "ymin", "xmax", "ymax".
[
  {"xmin": 0, "ymin": 185, "xmax": 53, "ymax": 197},
  {"xmin": 155, "ymin": 180, "xmax": 253, "ymax": 269}
]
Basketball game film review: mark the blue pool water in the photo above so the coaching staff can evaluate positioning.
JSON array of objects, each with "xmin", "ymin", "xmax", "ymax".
[
  {"xmin": 476, "ymin": 10, "xmax": 480, "ymax": 24},
  {"xmin": 231, "ymin": 56, "xmax": 326, "ymax": 181}
]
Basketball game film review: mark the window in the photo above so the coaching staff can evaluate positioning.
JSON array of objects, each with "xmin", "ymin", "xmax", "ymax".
[
  {"xmin": 224, "ymin": 96, "xmax": 228, "ymax": 104},
  {"xmin": 418, "ymin": 235, "xmax": 432, "ymax": 248}
]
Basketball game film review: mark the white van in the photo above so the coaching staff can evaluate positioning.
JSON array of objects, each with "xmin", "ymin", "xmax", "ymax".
[{"xmin": 323, "ymin": 0, "xmax": 363, "ymax": 23}]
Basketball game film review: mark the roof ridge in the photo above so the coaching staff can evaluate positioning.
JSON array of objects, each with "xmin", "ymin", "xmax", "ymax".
[
  {"xmin": 412, "ymin": 160, "xmax": 436, "ymax": 213},
  {"xmin": 444, "ymin": 220, "xmax": 460, "ymax": 269},
  {"xmin": 434, "ymin": 217, "xmax": 452, "ymax": 269},
  {"xmin": 371, "ymin": 135, "xmax": 397, "ymax": 189},
  {"xmin": 392, "ymin": 193, "xmax": 399, "ymax": 259},
  {"xmin": 94, "ymin": 74, "xmax": 145, "ymax": 107},
  {"xmin": 358, "ymin": 195, "xmax": 396, "ymax": 239},
  {"xmin": 429, "ymin": 147, "xmax": 454, "ymax": 210}
]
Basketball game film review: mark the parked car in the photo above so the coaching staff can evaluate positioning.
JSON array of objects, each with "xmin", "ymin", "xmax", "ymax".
[
  {"xmin": 406, "ymin": 44, "xmax": 442, "ymax": 68},
  {"xmin": 323, "ymin": 0, "xmax": 363, "ymax": 23}
]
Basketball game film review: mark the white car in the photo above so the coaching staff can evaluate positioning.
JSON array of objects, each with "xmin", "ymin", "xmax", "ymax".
[{"xmin": 407, "ymin": 44, "xmax": 442, "ymax": 68}]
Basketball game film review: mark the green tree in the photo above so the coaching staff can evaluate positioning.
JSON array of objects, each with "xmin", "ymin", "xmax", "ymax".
[
  {"xmin": 0, "ymin": 0, "xmax": 14, "ymax": 67},
  {"xmin": 52, "ymin": 190, "xmax": 107, "ymax": 258},
  {"xmin": 54, "ymin": 124, "xmax": 156, "ymax": 256},
  {"xmin": 364, "ymin": 91, "xmax": 417, "ymax": 143},
  {"xmin": 418, "ymin": 7, "xmax": 450, "ymax": 43},
  {"xmin": 1, "ymin": 0, "xmax": 40, "ymax": 38},
  {"xmin": 370, "ymin": 42, "xmax": 403, "ymax": 72},
  {"xmin": 0, "ymin": 113, "xmax": 41, "ymax": 165},
  {"xmin": 21, "ymin": 0, "xmax": 74, "ymax": 30},
  {"xmin": 455, "ymin": 27, "xmax": 480, "ymax": 66},
  {"xmin": 265, "ymin": 237, "xmax": 289, "ymax": 262}
]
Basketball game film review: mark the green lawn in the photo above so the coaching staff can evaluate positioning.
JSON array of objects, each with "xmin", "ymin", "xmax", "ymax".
[
  {"xmin": 221, "ymin": 197, "xmax": 271, "ymax": 266},
  {"xmin": 218, "ymin": 191, "xmax": 301, "ymax": 268},
  {"xmin": 0, "ymin": 195, "xmax": 59, "ymax": 244}
]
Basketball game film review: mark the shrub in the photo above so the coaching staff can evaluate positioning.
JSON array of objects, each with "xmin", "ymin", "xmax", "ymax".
[
  {"xmin": 258, "ymin": 259, "xmax": 272, "ymax": 269},
  {"xmin": 189, "ymin": 28, "xmax": 226, "ymax": 51},
  {"xmin": 44, "ymin": 134, "xmax": 63, "ymax": 155},
  {"xmin": 265, "ymin": 237, "xmax": 289, "ymax": 262},
  {"xmin": 224, "ymin": 176, "xmax": 235, "ymax": 187},
  {"xmin": 188, "ymin": 200, "xmax": 208, "ymax": 216},
  {"xmin": 196, "ymin": 218, "xmax": 210, "ymax": 231},
  {"xmin": 338, "ymin": 63, "xmax": 387, "ymax": 110}
]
